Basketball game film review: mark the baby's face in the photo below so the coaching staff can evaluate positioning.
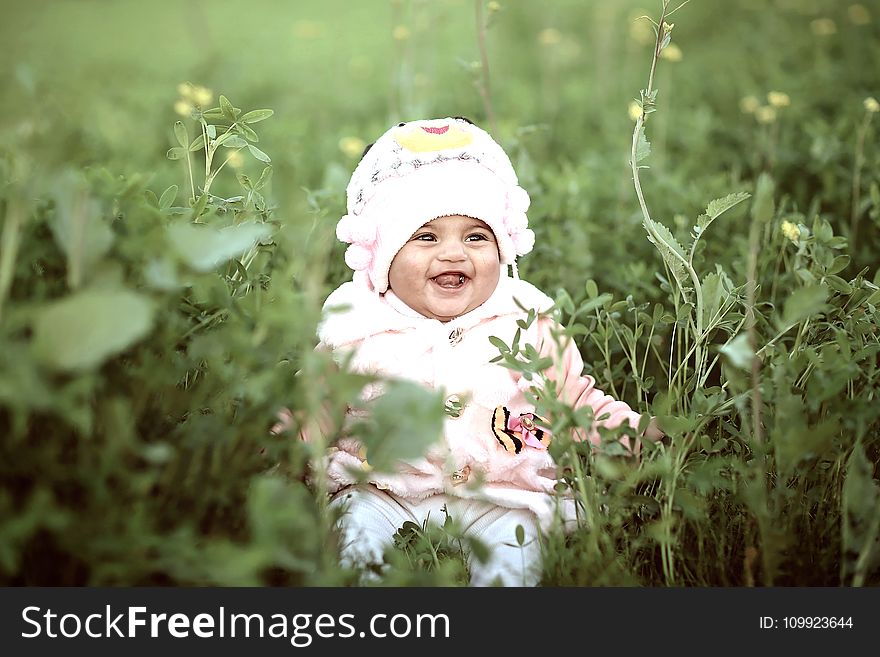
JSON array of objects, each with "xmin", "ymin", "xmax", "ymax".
[{"xmin": 388, "ymin": 215, "xmax": 501, "ymax": 322}]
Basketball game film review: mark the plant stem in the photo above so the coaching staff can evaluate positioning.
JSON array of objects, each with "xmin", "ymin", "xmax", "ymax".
[
  {"xmin": 850, "ymin": 112, "xmax": 873, "ymax": 244},
  {"xmin": 474, "ymin": 0, "xmax": 498, "ymax": 135},
  {"xmin": 201, "ymin": 121, "xmax": 211, "ymax": 181},
  {"xmin": 184, "ymin": 147, "xmax": 196, "ymax": 202},
  {"xmin": 746, "ymin": 208, "xmax": 763, "ymax": 444},
  {"xmin": 0, "ymin": 195, "xmax": 24, "ymax": 325},
  {"xmin": 631, "ymin": 2, "xmax": 705, "ymax": 393}
]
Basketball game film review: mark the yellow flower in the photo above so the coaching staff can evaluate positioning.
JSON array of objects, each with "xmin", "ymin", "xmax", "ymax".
[
  {"xmin": 767, "ymin": 91, "xmax": 790, "ymax": 108},
  {"xmin": 339, "ymin": 136, "xmax": 367, "ymax": 159},
  {"xmin": 392, "ymin": 25, "xmax": 411, "ymax": 41},
  {"xmin": 781, "ymin": 220, "xmax": 800, "ymax": 244},
  {"xmin": 538, "ymin": 27, "xmax": 562, "ymax": 46},
  {"xmin": 755, "ymin": 106, "xmax": 777, "ymax": 124},
  {"xmin": 660, "ymin": 43, "xmax": 682, "ymax": 61},
  {"xmin": 628, "ymin": 11, "xmax": 654, "ymax": 45},
  {"xmin": 810, "ymin": 18, "xmax": 837, "ymax": 35},
  {"xmin": 174, "ymin": 100, "xmax": 194, "ymax": 117},
  {"xmin": 177, "ymin": 82, "xmax": 212, "ymax": 109},
  {"xmin": 293, "ymin": 20, "xmax": 324, "ymax": 39},
  {"xmin": 740, "ymin": 95, "xmax": 760, "ymax": 114},
  {"xmin": 848, "ymin": 4, "xmax": 871, "ymax": 25},
  {"xmin": 628, "ymin": 100, "xmax": 642, "ymax": 121},
  {"xmin": 487, "ymin": 1, "xmax": 501, "ymax": 13},
  {"xmin": 225, "ymin": 150, "xmax": 244, "ymax": 169},
  {"xmin": 864, "ymin": 97, "xmax": 880, "ymax": 113},
  {"xmin": 191, "ymin": 85, "xmax": 213, "ymax": 107}
]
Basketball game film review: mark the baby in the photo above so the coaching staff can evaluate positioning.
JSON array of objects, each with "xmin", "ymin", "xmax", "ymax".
[{"xmin": 301, "ymin": 117, "xmax": 656, "ymax": 586}]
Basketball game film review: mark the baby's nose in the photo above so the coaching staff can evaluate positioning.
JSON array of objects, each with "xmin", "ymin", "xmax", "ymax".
[{"xmin": 437, "ymin": 239, "xmax": 467, "ymax": 260}]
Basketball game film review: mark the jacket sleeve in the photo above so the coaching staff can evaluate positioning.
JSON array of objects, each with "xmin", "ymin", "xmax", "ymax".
[{"xmin": 534, "ymin": 317, "xmax": 645, "ymax": 451}]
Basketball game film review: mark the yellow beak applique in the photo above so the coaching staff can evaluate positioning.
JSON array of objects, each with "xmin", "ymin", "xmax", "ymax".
[{"xmin": 392, "ymin": 123, "xmax": 474, "ymax": 153}]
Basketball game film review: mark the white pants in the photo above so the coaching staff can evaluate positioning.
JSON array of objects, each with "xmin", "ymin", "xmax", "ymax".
[{"xmin": 330, "ymin": 485, "xmax": 542, "ymax": 586}]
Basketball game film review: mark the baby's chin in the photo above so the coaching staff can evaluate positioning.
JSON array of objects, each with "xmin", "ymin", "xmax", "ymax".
[{"xmin": 424, "ymin": 296, "xmax": 485, "ymax": 321}]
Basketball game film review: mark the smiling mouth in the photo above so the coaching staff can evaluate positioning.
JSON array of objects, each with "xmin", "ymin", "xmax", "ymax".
[{"xmin": 432, "ymin": 273, "xmax": 468, "ymax": 289}]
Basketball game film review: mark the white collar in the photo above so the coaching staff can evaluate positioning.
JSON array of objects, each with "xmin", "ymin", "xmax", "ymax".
[{"xmin": 318, "ymin": 274, "xmax": 554, "ymax": 348}]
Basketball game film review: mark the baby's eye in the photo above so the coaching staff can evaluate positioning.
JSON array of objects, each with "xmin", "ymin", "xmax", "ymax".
[
  {"xmin": 465, "ymin": 233, "xmax": 489, "ymax": 242},
  {"xmin": 413, "ymin": 233, "xmax": 436, "ymax": 241}
]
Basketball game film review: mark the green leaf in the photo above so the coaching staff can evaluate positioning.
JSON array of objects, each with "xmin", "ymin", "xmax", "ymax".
[
  {"xmin": 488, "ymin": 335, "xmax": 510, "ymax": 353},
  {"xmin": 189, "ymin": 193, "xmax": 209, "ymax": 221},
  {"xmin": 240, "ymin": 109, "xmax": 274, "ymax": 124},
  {"xmin": 248, "ymin": 144, "xmax": 271, "ymax": 163},
  {"xmin": 750, "ymin": 173, "xmax": 775, "ymax": 225},
  {"xmin": 254, "ymin": 166, "xmax": 273, "ymax": 190},
  {"xmin": 143, "ymin": 258, "xmax": 180, "ymax": 291},
  {"xmin": 576, "ymin": 293, "xmax": 613, "ymax": 315},
  {"xmin": 238, "ymin": 123, "xmax": 259, "ymax": 142},
  {"xmin": 779, "ymin": 284, "xmax": 829, "ymax": 328},
  {"xmin": 173, "ymin": 121, "xmax": 189, "ymax": 148},
  {"xmin": 352, "ymin": 380, "xmax": 446, "ymax": 472},
  {"xmin": 705, "ymin": 191, "xmax": 751, "ymax": 220},
  {"xmin": 719, "ymin": 333, "xmax": 753, "ymax": 370},
  {"xmin": 643, "ymin": 217, "xmax": 692, "ymax": 300},
  {"xmin": 635, "ymin": 126, "xmax": 651, "ymax": 163},
  {"xmin": 219, "ymin": 95, "xmax": 235, "ymax": 120},
  {"xmin": 813, "ymin": 217, "xmax": 833, "ymax": 243},
  {"xmin": 842, "ymin": 442, "xmax": 880, "ymax": 583},
  {"xmin": 828, "ymin": 255, "xmax": 851, "ymax": 275},
  {"xmin": 188, "ymin": 134, "xmax": 206, "ymax": 152},
  {"xmin": 237, "ymin": 173, "xmax": 253, "ymax": 190},
  {"xmin": 701, "ymin": 266, "xmax": 733, "ymax": 326},
  {"xmin": 697, "ymin": 191, "xmax": 750, "ymax": 232},
  {"xmin": 218, "ymin": 135, "xmax": 248, "ymax": 148},
  {"xmin": 166, "ymin": 147, "xmax": 185, "ymax": 160},
  {"xmin": 515, "ymin": 524, "xmax": 525, "ymax": 546},
  {"xmin": 32, "ymin": 288, "xmax": 154, "ymax": 371},
  {"xmin": 49, "ymin": 171, "xmax": 114, "ymax": 289},
  {"xmin": 585, "ymin": 279, "xmax": 599, "ymax": 299},
  {"xmin": 841, "ymin": 442, "xmax": 880, "ymax": 584},
  {"xmin": 555, "ymin": 288, "xmax": 575, "ymax": 314},
  {"xmin": 168, "ymin": 221, "xmax": 273, "ymax": 272},
  {"xmin": 158, "ymin": 185, "xmax": 178, "ymax": 210},
  {"xmin": 825, "ymin": 275, "xmax": 852, "ymax": 295},
  {"xmin": 206, "ymin": 124, "xmax": 217, "ymax": 139}
]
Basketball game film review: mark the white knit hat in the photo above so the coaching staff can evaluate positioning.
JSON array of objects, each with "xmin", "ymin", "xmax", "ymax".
[{"xmin": 335, "ymin": 117, "xmax": 535, "ymax": 293}]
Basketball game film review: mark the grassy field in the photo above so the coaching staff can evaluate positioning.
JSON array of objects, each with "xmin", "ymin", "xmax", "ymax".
[{"xmin": 1, "ymin": 0, "xmax": 879, "ymax": 586}]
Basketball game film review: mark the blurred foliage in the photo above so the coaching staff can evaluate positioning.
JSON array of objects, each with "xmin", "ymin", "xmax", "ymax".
[{"xmin": 0, "ymin": 0, "xmax": 878, "ymax": 585}]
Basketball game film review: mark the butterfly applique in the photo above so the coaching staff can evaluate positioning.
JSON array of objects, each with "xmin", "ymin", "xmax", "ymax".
[{"xmin": 491, "ymin": 406, "xmax": 551, "ymax": 454}]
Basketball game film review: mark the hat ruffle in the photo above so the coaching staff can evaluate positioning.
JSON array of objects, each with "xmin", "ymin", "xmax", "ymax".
[
  {"xmin": 509, "ymin": 186, "xmax": 531, "ymax": 213},
  {"xmin": 336, "ymin": 214, "xmax": 377, "ymax": 245},
  {"xmin": 511, "ymin": 228, "xmax": 535, "ymax": 255},
  {"xmin": 344, "ymin": 243, "xmax": 373, "ymax": 271}
]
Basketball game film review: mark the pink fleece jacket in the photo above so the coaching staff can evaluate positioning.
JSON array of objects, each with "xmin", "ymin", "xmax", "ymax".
[{"xmin": 313, "ymin": 274, "xmax": 644, "ymax": 528}]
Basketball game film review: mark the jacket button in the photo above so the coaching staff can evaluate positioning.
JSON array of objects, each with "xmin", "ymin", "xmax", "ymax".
[
  {"xmin": 450, "ymin": 465, "xmax": 471, "ymax": 486},
  {"xmin": 444, "ymin": 394, "xmax": 463, "ymax": 418}
]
